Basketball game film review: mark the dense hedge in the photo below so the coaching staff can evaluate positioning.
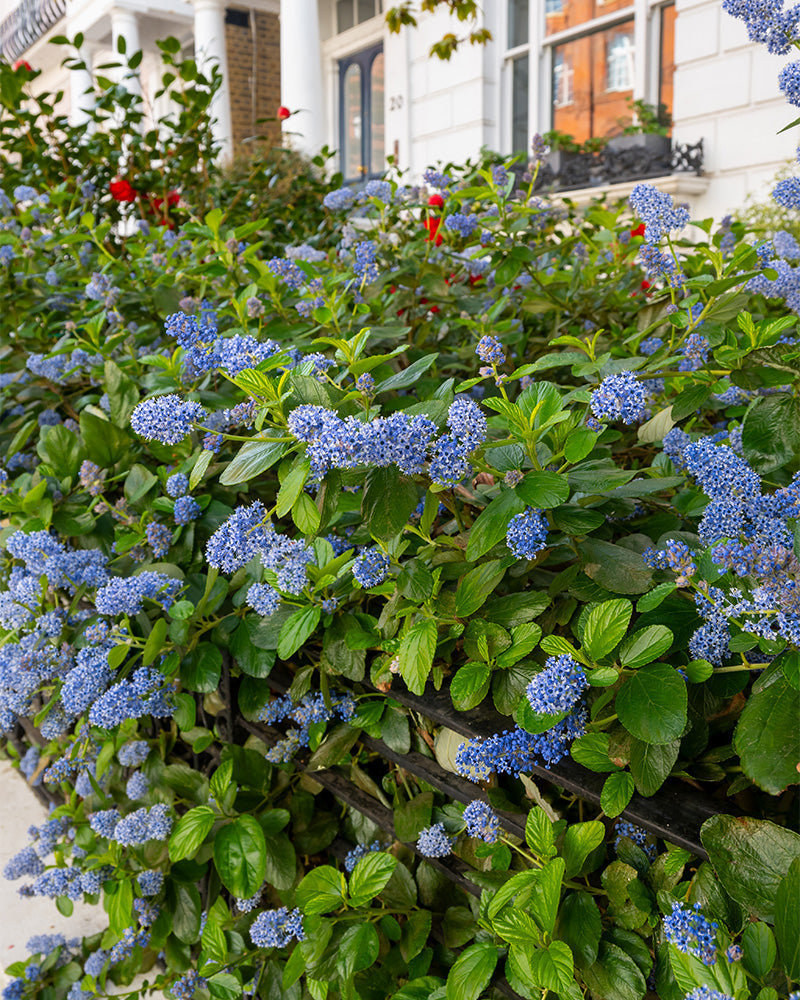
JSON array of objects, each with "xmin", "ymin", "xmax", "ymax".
[{"xmin": 0, "ymin": 23, "xmax": 799, "ymax": 1000}]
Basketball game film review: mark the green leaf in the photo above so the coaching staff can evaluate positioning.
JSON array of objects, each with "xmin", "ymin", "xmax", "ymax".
[
  {"xmin": 516, "ymin": 471, "xmax": 570, "ymax": 508},
  {"xmin": 529, "ymin": 940, "xmax": 574, "ymax": 992},
  {"xmin": 465, "ymin": 489, "xmax": 526, "ymax": 561},
  {"xmin": 583, "ymin": 942, "xmax": 647, "ymax": 1000},
  {"xmin": 180, "ymin": 643, "xmax": 222, "ymax": 694},
  {"xmin": 394, "ymin": 791, "xmax": 434, "ymax": 842},
  {"xmin": 292, "ymin": 491, "xmax": 321, "ymax": 534},
  {"xmin": 616, "ymin": 663, "xmax": 687, "ymax": 744},
  {"xmin": 733, "ymin": 674, "xmax": 800, "ymax": 794},
  {"xmin": 79, "ymin": 411, "xmax": 131, "ymax": 467},
  {"xmin": 37, "ymin": 425, "xmax": 84, "ymax": 480},
  {"xmin": 398, "ymin": 619, "xmax": 437, "ymax": 695},
  {"xmin": 374, "ymin": 354, "xmax": 438, "ymax": 394},
  {"xmin": 672, "ymin": 383, "xmax": 712, "ymax": 421},
  {"xmin": 774, "ymin": 856, "xmax": 800, "ymax": 980},
  {"xmin": 484, "ymin": 592, "xmax": 549, "ymax": 627},
  {"xmin": 169, "ymin": 805, "xmax": 216, "ymax": 862},
  {"xmin": 104, "ymin": 879, "xmax": 133, "ymax": 937},
  {"xmin": 400, "ymin": 908, "xmax": 433, "ymax": 962},
  {"xmin": 629, "ymin": 738, "xmax": 680, "ymax": 796},
  {"xmin": 741, "ymin": 922, "xmax": 776, "ymax": 979},
  {"xmin": 564, "ymin": 428, "xmax": 597, "ymax": 463},
  {"xmin": 306, "ymin": 723, "xmax": 360, "ymax": 769},
  {"xmin": 445, "ymin": 942, "xmax": 498, "ymax": 1000},
  {"xmin": 208, "ymin": 973, "xmax": 241, "ymax": 1000},
  {"xmin": 296, "ymin": 865, "xmax": 346, "ymax": 915},
  {"xmin": 570, "ymin": 733, "xmax": 621, "ymax": 772},
  {"xmin": 362, "ymin": 467, "xmax": 419, "ymax": 540},
  {"xmin": 636, "ymin": 582, "xmax": 676, "ymax": 613},
  {"xmin": 142, "ymin": 618, "xmax": 168, "ymax": 667},
  {"xmin": 581, "ymin": 538, "xmax": 653, "ymax": 594},
  {"xmin": 263, "ymin": 832, "xmax": 297, "ymax": 890},
  {"xmin": 556, "ymin": 892, "xmax": 602, "ymax": 967},
  {"xmin": 337, "ymin": 922, "xmax": 380, "ymax": 979},
  {"xmin": 667, "ymin": 939, "xmax": 747, "ymax": 999},
  {"xmin": 450, "ymin": 661, "xmax": 491, "ymax": 710},
  {"xmin": 277, "ymin": 605, "xmax": 321, "ymax": 660},
  {"xmin": 525, "ymin": 807, "xmax": 556, "ymax": 858},
  {"xmin": 527, "ymin": 857, "xmax": 565, "ymax": 936},
  {"xmin": 618, "ymin": 625, "xmax": 673, "ymax": 668},
  {"xmin": 562, "ymin": 821, "xmax": 605, "ymax": 879},
  {"xmin": 455, "ymin": 560, "xmax": 507, "ymax": 617},
  {"xmin": 601, "ymin": 771, "xmax": 635, "ymax": 817},
  {"xmin": 742, "ymin": 394, "xmax": 800, "ymax": 474},
  {"xmin": 213, "ymin": 816, "xmax": 267, "ymax": 898},
  {"xmin": 552, "ymin": 505, "xmax": 605, "ymax": 535},
  {"xmin": 104, "ymin": 360, "xmax": 140, "ymax": 424},
  {"xmin": 583, "ymin": 599, "xmax": 633, "ymax": 661},
  {"xmin": 220, "ymin": 439, "xmax": 286, "ymax": 485},
  {"xmin": 701, "ymin": 815, "xmax": 800, "ymax": 922},
  {"xmin": 349, "ymin": 852, "xmax": 398, "ymax": 907},
  {"xmin": 276, "ymin": 459, "xmax": 310, "ymax": 517}
]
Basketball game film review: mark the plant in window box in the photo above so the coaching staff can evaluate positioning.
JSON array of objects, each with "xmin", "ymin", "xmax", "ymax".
[
  {"xmin": 606, "ymin": 99, "xmax": 673, "ymax": 163},
  {"xmin": 542, "ymin": 130, "xmax": 608, "ymax": 188}
]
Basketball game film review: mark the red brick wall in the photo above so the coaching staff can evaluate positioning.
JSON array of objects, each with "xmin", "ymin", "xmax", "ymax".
[{"xmin": 225, "ymin": 8, "xmax": 281, "ymax": 150}]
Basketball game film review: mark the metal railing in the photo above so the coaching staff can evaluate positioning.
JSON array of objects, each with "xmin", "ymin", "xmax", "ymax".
[{"xmin": 0, "ymin": 0, "xmax": 66, "ymax": 63}]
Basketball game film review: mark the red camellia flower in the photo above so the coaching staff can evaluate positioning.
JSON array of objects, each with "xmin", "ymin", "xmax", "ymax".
[
  {"xmin": 13, "ymin": 60, "xmax": 32, "ymax": 72},
  {"xmin": 631, "ymin": 223, "xmax": 646, "ymax": 237},
  {"xmin": 428, "ymin": 194, "xmax": 445, "ymax": 209},
  {"xmin": 150, "ymin": 190, "xmax": 180, "ymax": 213},
  {"xmin": 109, "ymin": 179, "xmax": 138, "ymax": 202},
  {"xmin": 640, "ymin": 279, "xmax": 651, "ymax": 290},
  {"xmin": 424, "ymin": 217, "xmax": 443, "ymax": 245},
  {"xmin": 277, "ymin": 106, "xmax": 291, "ymax": 120}
]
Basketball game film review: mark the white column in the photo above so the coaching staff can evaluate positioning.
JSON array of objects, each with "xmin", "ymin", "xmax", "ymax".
[
  {"xmin": 110, "ymin": 7, "xmax": 141, "ymax": 95},
  {"xmin": 193, "ymin": 0, "xmax": 234, "ymax": 161},
  {"xmin": 633, "ymin": 0, "xmax": 649, "ymax": 103},
  {"xmin": 69, "ymin": 45, "xmax": 95, "ymax": 126},
  {"xmin": 279, "ymin": 0, "xmax": 326, "ymax": 157}
]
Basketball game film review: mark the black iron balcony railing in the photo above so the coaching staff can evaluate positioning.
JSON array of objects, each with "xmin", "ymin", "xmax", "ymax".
[
  {"xmin": 534, "ymin": 138, "xmax": 705, "ymax": 193},
  {"xmin": 0, "ymin": 0, "xmax": 66, "ymax": 63}
]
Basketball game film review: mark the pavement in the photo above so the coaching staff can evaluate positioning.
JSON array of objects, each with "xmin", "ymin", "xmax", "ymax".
[{"xmin": 0, "ymin": 760, "xmax": 107, "ymax": 984}]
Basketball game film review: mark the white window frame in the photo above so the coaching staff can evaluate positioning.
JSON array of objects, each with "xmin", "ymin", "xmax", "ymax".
[
  {"xmin": 502, "ymin": 0, "xmax": 674, "ymax": 153},
  {"xmin": 606, "ymin": 30, "xmax": 635, "ymax": 92}
]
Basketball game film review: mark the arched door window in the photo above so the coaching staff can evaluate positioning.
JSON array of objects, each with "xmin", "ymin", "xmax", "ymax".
[{"xmin": 338, "ymin": 44, "xmax": 384, "ymax": 182}]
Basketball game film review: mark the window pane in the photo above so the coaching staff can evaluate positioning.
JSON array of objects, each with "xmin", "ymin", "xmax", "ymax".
[
  {"xmin": 337, "ymin": 0, "xmax": 354, "ymax": 32},
  {"xmin": 343, "ymin": 63, "xmax": 362, "ymax": 178},
  {"xmin": 660, "ymin": 3, "xmax": 676, "ymax": 123},
  {"xmin": 511, "ymin": 54, "xmax": 529, "ymax": 153},
  {"xmin": 546, "ymin": 0, "xmax": 632, "ymax": 36},
  {"xmin": 508, "ymin": 0, "xmax": 528, "ymax": 48},
  {"xmin": 357, "ymin": 0, "xmax": 375, "ymax": 22},
  {"xmin": 370, "ymin": 51, "xmax": 385, "ymax": 174},
  {"xmin": 551, "ymin": 20, "xmax": 633, "ymax": 142}
]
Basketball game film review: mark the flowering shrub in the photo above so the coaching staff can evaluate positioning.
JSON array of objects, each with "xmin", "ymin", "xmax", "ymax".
[{"xmin": 1, "ymin": 18, "xmax": 800, "ymax": 1000}]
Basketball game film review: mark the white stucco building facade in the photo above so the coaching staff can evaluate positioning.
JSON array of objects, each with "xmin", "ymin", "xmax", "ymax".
[{"xmin": 0, "ymin": 0, "xmax": 796, "ymax": 222}]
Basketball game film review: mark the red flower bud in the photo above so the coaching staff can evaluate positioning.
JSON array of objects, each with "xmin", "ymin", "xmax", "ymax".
[
  {"xmin": 424, "ymin": 217, "xmax": 443, "ymax": 246},
  {"xmin": 109, "ymin": 178, "xmax": 137, "ymax": 202},
  {"xmin": 631, "ymin": 223, "xmax": 646, "ymax": 237},
  {"xmin": 13, "ymin": 60, "xmax": 32, "ymax": 72},
  {"xmin": 427, "ymin": 194, "xmax": 444, "ymax": 209},
  {"xmin": 277, "ymin": 105, "xmax": 291, "ymax": 120}
]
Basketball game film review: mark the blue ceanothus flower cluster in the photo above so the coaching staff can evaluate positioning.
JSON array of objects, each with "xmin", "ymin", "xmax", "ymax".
[
  {"xmin": 663, "ymin": 901, "xmax": 719, "ymax": 965},
  {"xmin": 257, "ymin": 690, "xmax": 356, "ymax": 763},
  {"xmin": 651, "ymin": 431, "xmax": 800, "ymax": 661},
  {"xmin": 287, "ymin": 396, "xmax": 487, "ymax": 486}
]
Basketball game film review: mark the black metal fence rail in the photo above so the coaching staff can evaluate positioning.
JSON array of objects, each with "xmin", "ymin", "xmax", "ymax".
[
  {"xmin": 236, "ymin": 714, "xmax": 527, "ymax": 1000},
  {"xmin": 261, "ymin": 665, "xmax": 721, "ymax": 859}
]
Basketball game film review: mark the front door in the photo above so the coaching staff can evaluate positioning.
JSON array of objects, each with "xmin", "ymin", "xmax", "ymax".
[{"xmin": 338, "ymin": 44, "xmax": 384, "ymax": 183}]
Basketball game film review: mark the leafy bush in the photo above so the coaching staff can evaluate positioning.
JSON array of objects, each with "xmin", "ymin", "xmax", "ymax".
[{"xmin": 0, "ymin": 21, "xmax": 799, "ymax": 1000}]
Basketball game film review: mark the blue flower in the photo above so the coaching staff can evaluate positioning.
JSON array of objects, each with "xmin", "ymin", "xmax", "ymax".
[
  {"xmin": 416, "ymin": 822, "xmax": 453, "ymax": 857},
  {"xmin": 590, "ymin": 371, "xmax": 647, "ymax": 425},
  {"xmin": 165, "ymin": 473, "xmax": 189, "ymax": 498},
  {"xmin": 118, "ymin": 740, "xmax": 150, "ymax": 767},
  {"xmin": 364, "ymin": 179, "xmax": 392, "ymax": 202},
  {"xmin": 629, "ymin": 184, "xmax": 690, "ymax": 242},
  {"xmin": 250, "ymin": 907, "xmax": 305, "ymax": 948},
  {"xmin": 130, "ymin": 395, "xmax": 206, "ymax": 445},
  {"xmin": 476, "ymin": 335, "xmax": 505, "ymax": 365},
  {"xmin": 463, "ymin": 800, "xmax": 500, "ymax": 843},
  {"xmin": 353, "ymin": 240, "xmax": 379, "ymax": 284},
  {"xmin": 174, "ymin": 495, "xmax": 200, "ymax": 525},
  {"xmin": 323, "ymin": 187, "xmax": 356, "ymax": 211},
  {"xmin": 247, "ymin": 582, "xmax": 281, "ymax": 616},
  {"xmin": 663, "ymin": 901, "xmax": 718, "ymax": 965},
  {"xmin": 506, "ymin": 507, "xmax": 549, "ymax": 560},
  {"xmin": 444, "ymin": 212, "xmax": 478, "ymax": 238},
  {"xmin": 138, "ymin": 870, "xmax": 164, "ymax": 896},
  {"xmin": 526, "ymin": 654, "xmax": 587, "ymax": 715},
  {"xmin": 344, "ymin": 840, "xmax": 382, "ymax": 872},
  {"xmin": 780, "ymin": 60, "xmax": 800, "ymax": 105},
  {"xmin": 95, "ymin": 572, "xmax": 182, "ymax": 616},
  {"xmin": 353, "ymin": 547, "xmax": 390, "ymax": 588}
]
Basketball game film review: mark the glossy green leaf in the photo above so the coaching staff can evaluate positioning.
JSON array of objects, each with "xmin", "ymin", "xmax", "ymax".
[
  {"xmin": 213, "ymin": 816, "xmax": 267, "ymax": 898},
  {"xmin": 445, "ymin": 942, "xmax": 498, "ymax": 1000},
  {"xmin": 616, "ymin": 663, "xmax": 687, "ymax": 744}
]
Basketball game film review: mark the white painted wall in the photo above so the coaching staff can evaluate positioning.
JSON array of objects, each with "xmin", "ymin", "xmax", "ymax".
[{"xmin": 672, "ymin": 0, "xmax": 799, "ymax": 220}]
